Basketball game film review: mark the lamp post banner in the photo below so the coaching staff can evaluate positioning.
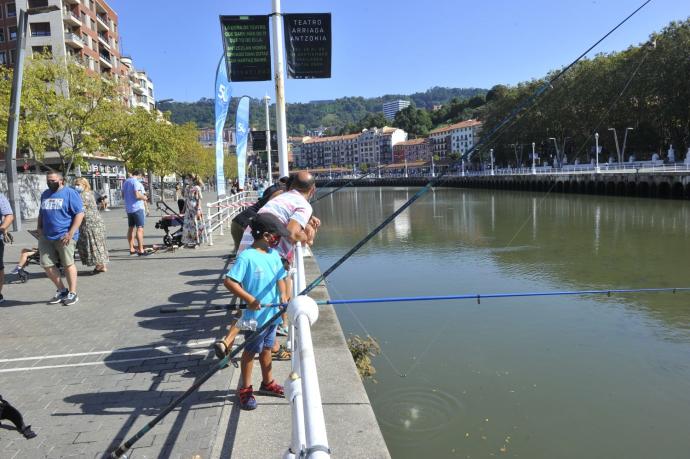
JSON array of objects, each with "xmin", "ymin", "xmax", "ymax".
[
  {"xmin": 214, "ymin": 56, "xmax": 232, "ymax": 196},
  {"xmin": 236, "ymin": 96, "xmax": 250, "ymax": 190},
  {"xmin": 220, "ymin": 15, "xmax": 271, "ymax": 82},
  {"xmin": 283, "ymin": 13, "xmax": 331, "ymax": 79}
]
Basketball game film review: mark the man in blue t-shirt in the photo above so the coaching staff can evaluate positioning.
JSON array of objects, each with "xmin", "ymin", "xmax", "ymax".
[
  {"xmin": 37, "ymin": 171, "xmax": 84, "ymax": 306},
  {"xmin": 122, "ymin": 169, "xmax": 148, "ymax": 256},
  {"xmin": 223, "ymin": 213, "xmax": 290, "ymax": 410}
]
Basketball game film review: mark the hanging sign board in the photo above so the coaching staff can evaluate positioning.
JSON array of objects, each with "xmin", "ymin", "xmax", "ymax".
[
  {"xmin": 283, "ymin": 13, "xmax": 331, "ymax": 79},
  {"xmin": 219, "ymin": 15, "xmax": 271, "ymax": 82}
]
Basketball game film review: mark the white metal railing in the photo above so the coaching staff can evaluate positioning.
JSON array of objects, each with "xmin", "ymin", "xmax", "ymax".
[
  {"xmin": 284, "ymin": 243, "xmax": 330, "ymax": 458},
  {"xmin": 204, "ymin": 191, "xmax": 257, "ymax": 245}
]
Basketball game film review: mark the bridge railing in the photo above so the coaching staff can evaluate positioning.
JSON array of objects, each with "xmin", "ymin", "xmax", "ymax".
[
  {"xmin": 204, "ymin": 191, "xmax": 257, "ymax": 246},
  {"xmin": 285, "ymin": 242, "xmax": 330, "ymax": 459}
]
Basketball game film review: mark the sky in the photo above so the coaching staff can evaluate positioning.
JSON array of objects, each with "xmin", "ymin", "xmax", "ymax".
[{"xmin": 107, "ymin": 0, "xmax": 688, "ymax": 104}]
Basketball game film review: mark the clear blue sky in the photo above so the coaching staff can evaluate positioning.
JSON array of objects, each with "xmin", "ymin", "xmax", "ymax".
[{"xmin": 107, "ymin": 0, "xmax": 687, "ymax": 103}]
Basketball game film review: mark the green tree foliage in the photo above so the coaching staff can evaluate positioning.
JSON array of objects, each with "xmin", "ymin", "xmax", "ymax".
[
  {"xmin": 339, "ymin": 112, "xmax": 390, "ymax": 134},
  {"xmin": 158, "ymin": 87, "xmax": 487, "ymax": 137},
  {"xmin": 393, "ymin": 105, "xmax": 433, "ymax": 137},
  {"xmin": 21, "ymin": 56, "xmax": 118, "ymax": 175},
  {"xmin": 480, "ymin": 19, "xmax": 690, "ymax": 166}
]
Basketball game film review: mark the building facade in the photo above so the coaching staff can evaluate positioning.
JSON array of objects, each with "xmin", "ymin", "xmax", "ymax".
[
  {"xmin": 428, "ymin": 119, "xmax": 482, "ymax": 158},
  {"xmin": 393, "ymin": 138, "xmax": 432, "ymax": 163},
  {"xmin": 120, "ymin": 56, "xmax": 155, "ymax": 112},
  {"xmin": 294, "ymin": 127, "xmax": 408, "ymax": 169},
  {"xmin": 382, "ymin": 99, "xmax": 411, "ymax": 121}
]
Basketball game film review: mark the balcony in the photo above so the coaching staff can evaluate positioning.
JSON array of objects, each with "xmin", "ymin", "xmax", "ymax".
[
  {"xmin": 99, "ymin": 53, "xmax": 112, "ymax": 68},
  {"xmin": 96, "ymin": 14, "xmax": 109, "ymax": 31},
  {"xmin": 132, "ymin": 82, "xmax": 145, "ymax": 95},
  {"xmin": 62, "ymin": 9, "xmax": 81, "ymax": 27},
  {"xmin": 97, "ymin": 33, "xmax": 109, "ymax": 48},
  {"xmin": 64, "ymin": 32, "xmax": 84, "ymax": 49}
]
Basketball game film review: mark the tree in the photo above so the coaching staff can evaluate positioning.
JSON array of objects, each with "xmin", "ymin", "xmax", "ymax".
[
  {"xmin": 21, "ymin": 56, "xmax": 119, "ymax": 175},
  {"xmin": 393, "ymin": 105, "xmax": 432, "ymax": 136}
]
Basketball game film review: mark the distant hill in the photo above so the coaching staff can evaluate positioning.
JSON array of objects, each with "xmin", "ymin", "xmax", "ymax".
[{"xmin": 158, "ymin": 86, "xmax": 486, "ymax": 136}]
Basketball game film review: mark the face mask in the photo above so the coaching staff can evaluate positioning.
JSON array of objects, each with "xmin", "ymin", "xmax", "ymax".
[
  {"xmin": 74, "ymin": 185, "xmax": 84, "ymax": 192},
  {"xmin": 47, "ymin": 181, "xmax": 60, "ymax": 192}
]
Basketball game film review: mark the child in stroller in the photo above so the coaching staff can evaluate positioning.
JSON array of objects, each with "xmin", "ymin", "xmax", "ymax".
[
  {"xmin": 11, "ymin": 230, "xmax": 62, "ymax": 283},
  {"xmin": 155, "ymin": 201, "xmax": 184, "ymax": 247}
]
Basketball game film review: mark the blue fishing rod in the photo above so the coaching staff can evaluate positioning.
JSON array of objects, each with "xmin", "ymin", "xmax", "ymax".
[{"xmin": 159, "ymin": 286, "xmax": 689, "ymax": 314}]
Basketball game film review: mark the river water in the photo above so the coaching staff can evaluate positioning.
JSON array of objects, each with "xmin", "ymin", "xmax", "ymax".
[{"xmin": 311, "ymin": 187, "xmax": 690, "ymax": 459}]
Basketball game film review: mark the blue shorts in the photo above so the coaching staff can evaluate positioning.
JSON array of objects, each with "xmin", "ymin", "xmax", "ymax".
[
  {"xmin": 127, "ymin": 209, "xmax": 146, "ymax": 228},
  {"xmin": 243, "ymin": 325, "xmax": 277, "ymax": 354}
]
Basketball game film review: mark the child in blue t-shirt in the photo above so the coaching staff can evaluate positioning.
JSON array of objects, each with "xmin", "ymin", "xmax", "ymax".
[{"xmin": 223, "ymin": 213, "xmax": 290, "ymax": 410}]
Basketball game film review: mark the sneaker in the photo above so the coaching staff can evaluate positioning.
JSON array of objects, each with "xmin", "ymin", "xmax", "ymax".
[
  {"xmin": 48, "ymin": 289, "xmax": 68, "ymax": 304},
  {"xmin": 62, "ymin": 292, "xmax": 79, "ymax": 306},
  {"xmin": 9, "ymin": 266, "xmax": 20, "ymax": 275},
  {"xmin": 238, "ymin": 386, "xmax": 257, "ymax": 410},
  {"xmin": 276, "ymin": 326, "xmax": 289, "ymax": 337},
  {"xmin": 258, "ymin": 379, "xmax": 284, "ymax": 397}
]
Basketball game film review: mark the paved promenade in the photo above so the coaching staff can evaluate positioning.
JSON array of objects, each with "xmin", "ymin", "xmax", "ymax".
[{"xmin": 0, "ymin": 202, "xmax": 389, "ymax": 458}]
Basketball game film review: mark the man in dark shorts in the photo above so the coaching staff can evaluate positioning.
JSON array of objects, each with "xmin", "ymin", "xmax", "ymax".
[
  {"xmin": 38, "ymin": 171, "xmax": 84, "ymax": 306},
  {"xmin": 122, "ymin": 169, "xmax": 148, "ymax": 256},
  {"xmin": 0, "ymin": 192, "xmax": 15, "ymax": 303}
]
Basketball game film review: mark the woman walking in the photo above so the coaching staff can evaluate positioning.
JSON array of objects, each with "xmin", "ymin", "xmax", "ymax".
[
  {"xmin": 73, "ymin": 177, "xmax": 109, "ymax": 273},
  {"xmin": 181, "ymin": 174, "xmax": 206, "ymax": 248}
]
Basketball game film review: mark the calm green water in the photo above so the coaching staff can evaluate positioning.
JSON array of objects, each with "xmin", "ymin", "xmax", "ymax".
[{"xmin": 312, "ymin": 187, "xmax": 690, "ymax": 459}]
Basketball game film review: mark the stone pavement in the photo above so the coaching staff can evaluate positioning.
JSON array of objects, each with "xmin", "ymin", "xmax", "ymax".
[{"xmin": 0, "ymin": 200, "xmax": 390, "ymax": 459}]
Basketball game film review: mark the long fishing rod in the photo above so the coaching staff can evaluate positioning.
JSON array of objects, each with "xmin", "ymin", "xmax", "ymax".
[
  {"xmin": 159, "ymin": 286, "xmax": 689, "ymax": 314},
  {"xmin": 110, "ymin": 2, "xmax": 654, "ymax": 455},
  {"xmin": 311, "ymin": 163, "xmax": 386, "ymax": 204}
]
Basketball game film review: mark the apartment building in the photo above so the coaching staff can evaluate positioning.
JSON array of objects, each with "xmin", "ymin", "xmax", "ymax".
[
  {"xmin": 120, "ymin": 56, "xmax": 155, "ymax": 112},
  {"xmin": 295, "ymin": 127, "xmax": 407, "ymax": 169},
  {"xmin": 428, "ymin": 119, "xmax": 482, "ymax": 158},
  {"xmin": 382, "ymin": 99, "xmax": 411, "ymax": 121},
  {"xmin": 393, "ymin": 138, "xmax": 432, "ymax": 163}
]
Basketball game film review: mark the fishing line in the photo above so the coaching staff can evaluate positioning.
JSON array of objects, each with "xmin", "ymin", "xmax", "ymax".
[{"xmin": 311, "ymin": 164, "xmax": 386, "ymax": 204}]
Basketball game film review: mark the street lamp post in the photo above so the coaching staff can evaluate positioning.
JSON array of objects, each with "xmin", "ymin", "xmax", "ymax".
[
  {"xmin": 5, "ymin": 5, "xmax": 59, "ymax": 231},
  {"xmin": 531, "ymin": 142, "xmax": 536, "ymax": 174},
  {"xmin": 263, "ymin": 94, "xmax": 272, "ymax": 185},
  {"xmin": 404, "ymin": 158, "xmax": 408, "ymax": 178},
  {"xmin": 595, "ymin": 132, "xmax": 600, "ymax": 173},
  {"xmin": 548, "ymin": 137, "xmax": 560, "ymax": 169},
  {"xmin": 621, "ymin": 127, "xmax": 633, "ymax": 163},
  {"xmin": 608, "ymin": 127, "xmax": 621, "ymax": 164},
  {"xmin": 431, "ymin": 155, "xmax": 435, "ymax": 177},
  {"xmin": 489, "ymin": 148, "xmax": 494, "ymax": 175}
]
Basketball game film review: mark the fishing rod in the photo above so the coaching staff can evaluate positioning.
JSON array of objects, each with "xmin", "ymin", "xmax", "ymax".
[
  {"xmin": 109, "ymin": 2, "xmax": 654, "ymax": 455},
  {"xmin": 159, "ymin": 287, "xmax": 689, "ymax": 314},
  {"xmin": 311, "ymin": 163, "xmax": 387, "ymax": 204}
]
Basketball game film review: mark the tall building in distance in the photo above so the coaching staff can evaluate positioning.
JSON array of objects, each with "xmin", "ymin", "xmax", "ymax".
[
  {"xmin": 382, "ymin": 99, "xmax": 411, "ymax": 120},
  {"xmin": 0, "ymin": 0, "xmax": 155, "ymax": 111}
]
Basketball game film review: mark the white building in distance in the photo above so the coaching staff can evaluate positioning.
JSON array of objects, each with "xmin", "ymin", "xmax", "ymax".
[{"xmin": 382, "ymin": 99, "xmax": 411, "ymax": 120}]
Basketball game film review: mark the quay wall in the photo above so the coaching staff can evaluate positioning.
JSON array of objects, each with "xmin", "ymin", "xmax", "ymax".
[{"xmin": 316, "ymin": 173, "xmax": 690, "ymax": 200}]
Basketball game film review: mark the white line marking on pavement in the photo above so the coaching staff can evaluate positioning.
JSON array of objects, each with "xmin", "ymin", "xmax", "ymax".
[
  {"xmin": 0, "ymin": 349, "xmax": 211, "ymax": 373},
  {"xmin": 0, "ymin": 338, "xmax": 216, "ymax": 363}
]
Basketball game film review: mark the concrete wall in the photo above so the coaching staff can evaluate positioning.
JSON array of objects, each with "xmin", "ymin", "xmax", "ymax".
[
  {"xmin": 0, "ymin": 173, "xmax": 47, "ymax": 219},
  {"xmin": 317, "ymin": 173, "xmax": 690, "ymax": 200}
]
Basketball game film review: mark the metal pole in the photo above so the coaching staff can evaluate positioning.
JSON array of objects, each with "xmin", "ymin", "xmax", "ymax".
[
  {"xmin": 490, "ymin": 148, "xmax": 495, "ymax": 175},
  {"xmin": 4, "ymin": 9, "xmax": 29, "ymax": 231},
  {"xmin": 609, "ymin": 128, "xmax": 620, "ymax": 163},
  {"xmin": 531, "ymin": 142, "xmax": 536, "ymax": 174},
  {"xmin": 264, "ymin": 94, "xmax": 273, "ymax": 185},
  {"xmin": 595, "ymin": 132, "xmax": 600, "ymax": 173},
  {"xmin": 622, "ymin": 127, "xmax": 633, "ymax": 163},
  {"xmin": 271, "ymin": 0, "xmax": 289, "ymax": 177}
]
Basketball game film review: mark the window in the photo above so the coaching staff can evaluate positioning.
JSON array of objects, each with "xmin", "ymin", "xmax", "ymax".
[
  {"xmin": 9, "ymin": 26, "xmax": 17, "ymax": 41},
  {"xmin": 0, "ymin": 52, "xmax": 6, "ymax": 65},
  {"xmin": 28, "ymin": 0, "xmax": 49, "ymax": 7},
  {"xmin": 7, "ymin": 3, "xmax": 16, "ymax": 18},
  {"xmin": 31, "ymin": 22, "xmax": 51, "ymax": 37},
  {"xmin": 9, "ymin": 49, "xmax": 16, "ymax": 64},
  {"xmin": 32, "ymin": 45, "xmax": 52, "ymax": 57},
  {"xmin": 0, "ymin": 29, "xmax": 4, "ymax": 42}
]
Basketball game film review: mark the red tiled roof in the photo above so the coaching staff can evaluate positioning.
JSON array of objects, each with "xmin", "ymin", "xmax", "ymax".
[{"xmin": 429, "ymin": 119, "xmax": 482, "ymax": 135}]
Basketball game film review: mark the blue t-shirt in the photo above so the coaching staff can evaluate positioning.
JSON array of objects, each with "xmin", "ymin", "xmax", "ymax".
[
  {"xmin": 123, "ymin": 177, "xmax": 145, "ymax": 213},
  {"xmin": 40, "ymin": 186, "xmax": 84, "ymax": 240},
  {"xmin": 227, "ymin": 247, "xmax": 287, "ymax": 327}
]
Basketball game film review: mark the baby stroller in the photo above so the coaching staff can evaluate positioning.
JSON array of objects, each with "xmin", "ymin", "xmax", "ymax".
[
  {"xmin": 155, "ymin": 201, "xmax": 184, "ymax": 247},
  {"xmin": 15, "ymin": 230, "xmax": 62, "ymax": 283}
]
